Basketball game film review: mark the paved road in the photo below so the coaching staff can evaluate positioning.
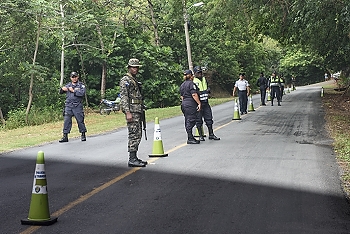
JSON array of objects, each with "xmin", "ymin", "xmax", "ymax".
[{"xmin": 1, "ymin": 83, "xmax": 350, "ymax": 234}]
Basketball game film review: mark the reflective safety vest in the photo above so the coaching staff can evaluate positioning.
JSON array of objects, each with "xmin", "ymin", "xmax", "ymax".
[
  {"xmin": 270, "ymin": 76, "xmax": 281, "ymax": 87},
  {"xmin": 193, "ymin": 77, "xmax": 209, "ymax": 102}
]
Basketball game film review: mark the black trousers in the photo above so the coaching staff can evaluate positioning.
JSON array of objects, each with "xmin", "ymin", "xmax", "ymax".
[
  {"xmin": 260, "ymin": 88, "xmax": 266, "ymax": 104},
  {"xmin": 196, "ymin": 102, "xmax": 213, "ymax": 128},
  {"xmin": 238, "ymin": 90, "xmax": 248, "ymax": 113},
  {"xmin": 271, "ymin": 86, "xmax": 281, "ymax": 103}
]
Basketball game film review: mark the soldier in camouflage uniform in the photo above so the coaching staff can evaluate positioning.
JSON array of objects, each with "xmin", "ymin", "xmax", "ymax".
[{"xmin": 119, "ymin": 58, "xmax": 148, "ymax": 167}]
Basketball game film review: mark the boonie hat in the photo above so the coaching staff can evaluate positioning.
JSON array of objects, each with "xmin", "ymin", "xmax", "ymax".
[
  {"xmin": 127, "ymin": 58, "xmax": 142, "ymax": 67},
  {"xmin": 184, "ymin": 70, "xmax": 193, "ymax": 75},
  {"xmin": 70, "ymin": 72, "xmax": 79, "ymax": 77},
  {"xmin": 239, "ymin": 73, "xmax": 245, "ymax": 76}
]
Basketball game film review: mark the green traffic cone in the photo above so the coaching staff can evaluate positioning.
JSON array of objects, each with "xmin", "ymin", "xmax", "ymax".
[
  {"xmin": 232, "ymin": 98, "xmax": 241, "ymax": 120},
  {"xmin": 21, "ymin": 151, "xmax": 58, "ymax": 226},
  {"xmin": 248, "ymin": 94, "xmax": 255, "ymax": 112},
  {"xmin": 149, "ymin": 117, "xmax": 168, "ymax": 157},
  {"xmin": 267, "ymin": 90, "xmax": 271, "ymax": 101}
]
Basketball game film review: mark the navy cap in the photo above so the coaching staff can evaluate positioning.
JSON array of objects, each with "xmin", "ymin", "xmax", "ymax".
[
  {"xmin": 70, "ymin": 72, "xmax": 79, "ymax": 77},
  {"xmin": 184, "ymin": 70, "xmax": 193, "ymax": 75}
]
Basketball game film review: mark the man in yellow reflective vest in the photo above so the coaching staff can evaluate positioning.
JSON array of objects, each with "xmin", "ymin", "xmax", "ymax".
[
  {"xmin": 193, "ymin": 66, "xmax": 220, "ymax": 141},
  {"xmin": 269, "ymin": 71, "xmax": 281, "ymax": 106}
]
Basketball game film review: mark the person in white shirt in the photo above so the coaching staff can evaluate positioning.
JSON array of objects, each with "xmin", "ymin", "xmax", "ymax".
[{"xmin": 233, "ymin": 73, "xmax": 250, "ymax": 115}]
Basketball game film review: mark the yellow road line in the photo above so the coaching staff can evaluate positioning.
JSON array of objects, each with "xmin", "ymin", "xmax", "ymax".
[{"xmin": 21, "ymin": 117, "xmax": 242, "ymax": 233}]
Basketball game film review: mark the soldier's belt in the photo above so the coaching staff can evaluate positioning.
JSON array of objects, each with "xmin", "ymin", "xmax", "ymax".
[{"xmin": 131, "ymin": 99, "xmax": 142, "ymax": 104}]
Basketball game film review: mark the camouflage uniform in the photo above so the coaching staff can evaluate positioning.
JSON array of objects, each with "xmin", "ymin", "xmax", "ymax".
[{"xmin": 119, "ymin": 73, "xmax": 143, "ymax": 152}]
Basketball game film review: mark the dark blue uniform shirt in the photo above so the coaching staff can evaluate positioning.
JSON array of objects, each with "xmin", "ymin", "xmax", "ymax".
[
  {"xmin": 180, "ymin": 80, "xmax": 199, "ymax": 108},
  {"xmin": 60, "ymin": 81, "xmax": 86, "ymax": 108}
]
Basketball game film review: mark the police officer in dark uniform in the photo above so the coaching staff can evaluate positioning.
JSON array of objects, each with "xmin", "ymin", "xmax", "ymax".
[
  {"xmin": 59, "ymin": 71, "xmax": 87, "ymax": 142},
  {"xmin": 280, "ymin": 73, "xmax": 286, "ymax": 101},
  {"xmin": 193, "ymin": 66, "xmax": 220, "ymax": 141},
  {"xmin": 180, "ymin": 70, "xmax": 201, "ymax": 144},
  {"xmin": 256, "ymin": 72, "xmax": 268, "ymax": 106}
]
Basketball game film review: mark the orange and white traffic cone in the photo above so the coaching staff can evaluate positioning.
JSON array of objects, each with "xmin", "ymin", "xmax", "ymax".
[
  {"xmin": 21, "ymin": 151, "xmax": 58, "ymax": 226},
  {"xmin": 232, "ymin": 98, "xmax": 241, "ymax": 120},
  {"xmin": 149, "ymin": 117, "xmax": 168, "ymax": 157}
]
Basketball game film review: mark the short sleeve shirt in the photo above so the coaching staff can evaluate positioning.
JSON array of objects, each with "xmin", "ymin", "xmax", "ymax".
[
  {"xmin": 180, "ymin": 80, "xmax": 199, "ymax": 106},
  {"xmin": 235, "ymin": 79, "xmax": 249, "ymax": 91}
]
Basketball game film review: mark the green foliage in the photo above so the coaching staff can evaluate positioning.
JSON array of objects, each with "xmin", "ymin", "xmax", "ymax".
[
  {"xmin": 280, "ymin": 47, "xmax": 324, "ymax": 85},
  {"xmin": 5, "ymin": 105, "xmax": 62, "ymax": 130},
  {"xmin": 1, "ymin": 0, "xmax": 345, "ymax": 127}
]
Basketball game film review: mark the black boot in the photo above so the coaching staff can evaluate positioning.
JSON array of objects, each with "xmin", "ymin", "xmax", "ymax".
[
  {"xmin": 128, "ymin": 151, "xmax": 146, "ymax": 167},
  {"xmin": 187, "ymin": 132, "xmax": 200, "ymax": 144},
  {"xmin": 208, "ymin": 125, "xmax": 220, "ymax": 140},
  {"xmin": 278, "ymin": 101, "xmax": 281, "ymax": 106},
  {"xmin": 59, "ymin": 133, "xmax": 68, "ymax": 143},
  {"xmin": 81, "ymin": 132, "xmax": 86, "ymax": 141},
  {"xmin": 197, "ymin": 127, "xmax": 205, "ymax": 141}
]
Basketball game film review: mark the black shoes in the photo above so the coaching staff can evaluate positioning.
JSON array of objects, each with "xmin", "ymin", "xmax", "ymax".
[
  {"xmin": 59, "ymin": 134, "xmax": 68, "ymax": 143},
  {"xmin": 128, "ymin": 159, "xmax": 147, "ymax": 167},
  {"xmin": 198, "ymin": 136, "xmax": 205, "ymax": 141},
  {"xmin": 128, "ymin": 151, "xmax": 147, "ymax": 167},
  {"xmin": 209, "ymin": 134, "xmax": 220, "ymax": 140},
  {"xmin": 187, "ymin": 139, "xmax": 200, "ymax": 144},
  {"xmin": 81, "ymin": 132, "xmax": 86, "ymax": 141},
  {"xmin": 59, "ymin": 133, "xmax": 86, "ymax": 142}
]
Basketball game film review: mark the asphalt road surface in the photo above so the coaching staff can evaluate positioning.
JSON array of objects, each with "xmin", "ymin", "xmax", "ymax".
[{"xmin": 2, "ymin": 82, "xmax": 350, "ymax": 234}]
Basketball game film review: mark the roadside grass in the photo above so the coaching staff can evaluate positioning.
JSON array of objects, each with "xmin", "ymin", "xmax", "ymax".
[
  {"xmin": 322, "ymin": 84, "xmax": 350, "ymax": 196},
  {"xmin": 0, "ymin": 98, "xmax": 232, "ymax": 153}
]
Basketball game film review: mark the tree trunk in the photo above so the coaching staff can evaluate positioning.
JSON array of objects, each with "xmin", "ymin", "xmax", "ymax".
[
  {"xmin": 25, "ymin": 15, "xmax": 41, "ymax": 125},
  {"xmin": 96, "ymin": 24, "xmax": 107, "ymax": 99},
  {"xmin": 147, "ymin": 0, "xmax": 160, "ymax": 46},
  {"xmin": 59, "ymin": 3, "xmax": 65, "ymax": 87},
  {"xmin": 0, "ymin": 107, "xmax": 5, "ymax": 126}
]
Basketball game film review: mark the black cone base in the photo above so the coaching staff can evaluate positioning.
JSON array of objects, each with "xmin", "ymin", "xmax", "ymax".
[{"xmin": 21, "ymin": 217, "xmax": 58, "ymax": 226}]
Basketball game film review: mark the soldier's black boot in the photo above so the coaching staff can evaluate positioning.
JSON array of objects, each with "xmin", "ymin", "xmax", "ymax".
[
  {"xmin": 136, "ymin": 151, "xmax": 148, "ymax": 165},
  {"xmin": 271, "ymin": 100, "xmax": 274, "ymax": 106},
  {"xmin": 187, "ymin": 132, "xmax": 200, "ymax": 144},
  {"xmin": 208, "ymin": 125, "xmax": 220, "ymax": 140},
  {"xmin": 128, "ymin": 151, "xmax": 146, "ymax": 167},
  {"xmin": 197, "ymin": 127, "xmax": 205, "ymax": 141},
  {"xmin": 81, "ymin": 132, "xmax": 86, "ymax": 141},
  {"xmin": 59, "ymin": 133, "xmax": 68, "ymax": 143},
  {"xmin": 278, "ymin": 101, "xmax": 281, "ymax": 106}
]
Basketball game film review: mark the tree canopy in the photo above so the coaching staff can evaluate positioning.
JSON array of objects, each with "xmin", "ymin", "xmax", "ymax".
[{"xmin": 1, "ymin": 0, "xmax": 349, "ymax": 126}]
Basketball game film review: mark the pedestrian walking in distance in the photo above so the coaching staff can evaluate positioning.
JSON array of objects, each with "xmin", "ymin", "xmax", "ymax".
[
  {"xmin": 180, "ymin": 70, "xmax": 202, "ymax": 144},
  {"xmin": 256, "ymin": 72, "xmax": 268, "ymax": 106},
  {"xmin": 279, "ymin": 73, "xmax": 286, "ymax": 102},
  {"xmin": 193, "ymin": 66, "xmax": 220, "ymax": 141},
  {"xmin": 119, "ymin": 58, "xmax": 148, "ymax": 167},
  {"xmin": 233, "ymin": 73, "xmax": 250, "ymax": 115},
  {"xmin": 59, "ymin": 71, "xmax": 87, "ymax": 143}
]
